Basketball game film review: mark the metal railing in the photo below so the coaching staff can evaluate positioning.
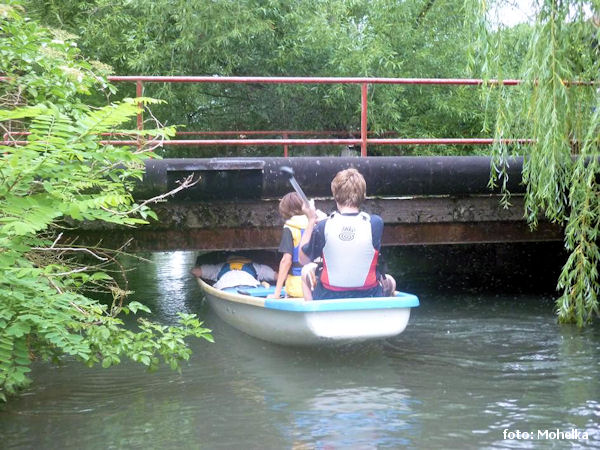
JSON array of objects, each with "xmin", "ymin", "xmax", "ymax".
[
  {"xmin": 2, "ymin": 76, "xmax": 542, "ymax": 155},
  {"xmin": 108, "ymin": 76, "xmax": 534, "ymax": 157}
]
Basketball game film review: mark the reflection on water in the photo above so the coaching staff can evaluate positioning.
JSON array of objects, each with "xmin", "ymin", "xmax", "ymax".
[
  {"xmin": 1, "ymin": 250, "xmax": 599, "ymax": 449},
  {"xmin": 288, "ymin": 387, "xmax": 414, "ymax": 448},
  {"xmin": 144, "ymin": 251, "xmax": 198, "ymax": 322},
  {"xmin": 206, "ymin": 315, "xmax": 419, "ymax": 448}
]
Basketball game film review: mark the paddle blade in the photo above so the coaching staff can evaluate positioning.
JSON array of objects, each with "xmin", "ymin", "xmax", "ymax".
[{"xmin": 280, "ymin": 166, "xmax": 294, "ymax": 178}]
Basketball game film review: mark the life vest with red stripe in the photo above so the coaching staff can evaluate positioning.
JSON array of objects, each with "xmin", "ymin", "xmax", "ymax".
[{"xmin": 320, "ymin": 212, "xmax": 379, "ymax": 291}]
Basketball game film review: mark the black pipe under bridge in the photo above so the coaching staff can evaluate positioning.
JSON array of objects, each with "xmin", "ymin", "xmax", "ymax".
[{"xmin": 70, "ymin": 156, "xmax": 563, "ymax": 251}]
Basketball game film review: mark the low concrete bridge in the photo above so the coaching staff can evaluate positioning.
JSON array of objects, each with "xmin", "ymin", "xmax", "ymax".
[{"xmin": 71, "ymin": 156, "xmax": 563, "ymax": 251}]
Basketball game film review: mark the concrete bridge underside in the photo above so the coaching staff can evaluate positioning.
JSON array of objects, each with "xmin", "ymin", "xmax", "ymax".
[{"xmin": 67, "ymin": 157, "xmax": 563, "ymax": 251}]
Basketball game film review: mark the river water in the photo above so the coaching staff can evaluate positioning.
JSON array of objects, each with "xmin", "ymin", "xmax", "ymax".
[{"xmin": 1, "ymin": 249, "xmax": 599, "ymax": 449}]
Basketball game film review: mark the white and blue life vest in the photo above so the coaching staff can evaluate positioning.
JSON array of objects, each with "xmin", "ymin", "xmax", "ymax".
[{"xmin": 320, "ymin": 212, "xmax": 379, "ymax": 291}]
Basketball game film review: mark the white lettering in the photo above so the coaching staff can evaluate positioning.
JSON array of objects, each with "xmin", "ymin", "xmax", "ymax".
[
  {"xmin": 536, "ymin": 428, "xmax": 589, "ymax": 440},
  {"xmin": 503, "ymin": 429, "xmax": 530, "ymax": 440}
]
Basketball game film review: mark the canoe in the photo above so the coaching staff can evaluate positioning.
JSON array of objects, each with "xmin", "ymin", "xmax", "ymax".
[{"xmin": 196, "ymin": 278, "xmax": 419, "ymax": 345}]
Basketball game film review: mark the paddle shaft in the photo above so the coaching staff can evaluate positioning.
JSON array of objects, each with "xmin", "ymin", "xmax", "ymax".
[
  {"xmin": 280, "ymin": 166, "xmax": 310, "ymax": 206},
  {"xmin": 288, "ymin": 176, "xmax": 310, "ymax": 206}
]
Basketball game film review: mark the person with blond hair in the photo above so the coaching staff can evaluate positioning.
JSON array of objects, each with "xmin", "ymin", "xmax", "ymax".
[{"xmin": 298, "ymin": 168, "xmax": 396, "ymax": 300}]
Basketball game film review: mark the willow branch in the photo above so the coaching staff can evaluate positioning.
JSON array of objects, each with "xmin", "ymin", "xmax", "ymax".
[
  {"xmin": 100, "ymin": 174, "xmax": 200, "ymax": 216},
  {"xmin": 31, "ymin": 246, "xmax": 109, "ymax": 261},
  {"xmin": 130, "ymin": 174, "xmax": 199, "ymax": 213},
  {"xmin": 47, "ymin": 266, "xmax": 89, "ymax": 277}
]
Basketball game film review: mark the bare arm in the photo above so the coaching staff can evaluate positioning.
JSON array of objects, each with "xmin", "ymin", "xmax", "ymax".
[
  {"xmin": 191, "ymin": 264, "xmax": 220, "ymax": 281},
  {"xmin": 298, "ymin": 201, "xmax": 318, "ymax": 265},
  {"xmin": 271, "ymin": 253, "xmax": 292, "ymax": 298}
]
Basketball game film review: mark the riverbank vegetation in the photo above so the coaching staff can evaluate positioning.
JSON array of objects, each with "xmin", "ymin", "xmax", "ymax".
[{"xmin": 0, "ymin": 3, "xmax": 212, "ymax": 401}]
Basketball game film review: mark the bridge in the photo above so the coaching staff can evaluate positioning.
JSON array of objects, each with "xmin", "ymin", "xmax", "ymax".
[
  {"xmin": 3, "ymin": 75, "xmax": 567, "ymax": 251},
  {"xmin": 70, "ymin": 156, "xmax": 563, "ymax": 252}
]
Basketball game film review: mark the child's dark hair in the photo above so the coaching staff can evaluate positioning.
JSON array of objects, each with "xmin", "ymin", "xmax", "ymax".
[{"xmin": 278, "ymin": 192, "xmax": 304, "ymax": 220}]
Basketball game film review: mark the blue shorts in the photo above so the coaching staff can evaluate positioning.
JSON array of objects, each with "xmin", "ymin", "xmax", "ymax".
[{"xmin": 312, "ymin": 281, "xmax": 384, "ymax": 300}]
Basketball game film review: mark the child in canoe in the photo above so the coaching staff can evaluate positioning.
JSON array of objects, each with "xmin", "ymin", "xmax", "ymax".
[
  {"xmin": 299, "ymin": 168, "xmax": 396, "ymax": 300},
  {"xmin": 269, "ymin": 192, "xmax": 325, "ymax": 299},
  {"xmin": 191, "ymin": 254, "xmax": 276, "ymax": 291}
]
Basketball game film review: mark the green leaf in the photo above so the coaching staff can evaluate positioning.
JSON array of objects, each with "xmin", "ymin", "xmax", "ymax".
[
  {"xmin": 5, "ymin": 323, "xmax": 30, "ymax": 338},
  {"xmin": 90, "ymin": 272, "xmax": 112, "ymax": 281},
  {"xmin": 128, "ymin": 302, "xmax": 151, "ymax": 314}
]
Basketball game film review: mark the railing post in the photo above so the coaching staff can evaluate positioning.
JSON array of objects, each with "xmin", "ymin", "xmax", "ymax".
[
  {"xmin": 136, "ymin": 80, "xmax": 144, "ymax": 131},
  {"xmin": 361, "ymin": 83, "xmax": 368, "ymax": 157},
  {"xmin": 283, "ymin": 132, "xmax": 289, "ymax": 157},
  {"xmin": 136, "ymin": 81, "xmax": 143, "ymax": 150}
]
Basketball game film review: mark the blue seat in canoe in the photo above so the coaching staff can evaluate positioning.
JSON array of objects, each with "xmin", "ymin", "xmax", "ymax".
[{"xmin": 231, "ymin": 286, "xmax": 286, "ymax": 297}]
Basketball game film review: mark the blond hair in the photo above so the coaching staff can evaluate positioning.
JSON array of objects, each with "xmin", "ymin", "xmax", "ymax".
[
  {"xmin": 278, "ymin": 192, "xmax": 304, "ymax": 220},
  {"xmin": 331, "ymin": 168, "xmax": 366, "ymax": 207}
]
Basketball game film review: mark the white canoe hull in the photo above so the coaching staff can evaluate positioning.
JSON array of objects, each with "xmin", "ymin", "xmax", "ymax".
[{"xmin": 197, "ymin": 278, "xmax": 419, "ymax": 345}]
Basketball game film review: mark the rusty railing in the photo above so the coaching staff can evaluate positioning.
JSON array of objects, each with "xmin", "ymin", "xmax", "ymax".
[{"xmin": 3, "ymin": 76, "xmax": 541, "ymax": 155}]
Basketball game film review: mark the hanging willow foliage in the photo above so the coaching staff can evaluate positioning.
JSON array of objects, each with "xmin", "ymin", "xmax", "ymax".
[{"xmin": 466, "ymin": 0, "xmax": 600, "ymax": 326}]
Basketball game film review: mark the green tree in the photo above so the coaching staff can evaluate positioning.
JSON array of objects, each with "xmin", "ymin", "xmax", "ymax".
[
  {"xmin": 0, "ymin": 3, "xmax": 213, "ymax": 401},
  {"xmin": 466, "ymin": 0, "xmax": 600, "ymax": 326},
  {"xmin": 23, "ymin": 0, "xmax": 490, "ymax": 155}
]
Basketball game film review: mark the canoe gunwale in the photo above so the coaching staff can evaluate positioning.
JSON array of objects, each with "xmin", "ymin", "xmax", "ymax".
[
  {"xmin": 196, "ymin": 278, "xmax": 419, "ymax": 312},
  {"xmin": 196, "ymin": 277, "xmax": 419, "ymax": 345}
]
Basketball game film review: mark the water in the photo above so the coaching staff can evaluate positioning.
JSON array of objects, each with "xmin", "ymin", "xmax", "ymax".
[{"xmin": 1, "ymin": 250, "xmax": 599, "ymax": 449}]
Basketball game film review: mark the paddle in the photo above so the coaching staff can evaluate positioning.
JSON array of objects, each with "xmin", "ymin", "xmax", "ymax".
[{"xmin": 280, "ymin": 166, "xmax": 310, "ymax": 206}]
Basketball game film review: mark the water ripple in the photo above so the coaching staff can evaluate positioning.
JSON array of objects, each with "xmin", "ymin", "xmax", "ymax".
[{"xmin": 2, "ymin": 253, "xmax": 599, "ymax": 449}]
